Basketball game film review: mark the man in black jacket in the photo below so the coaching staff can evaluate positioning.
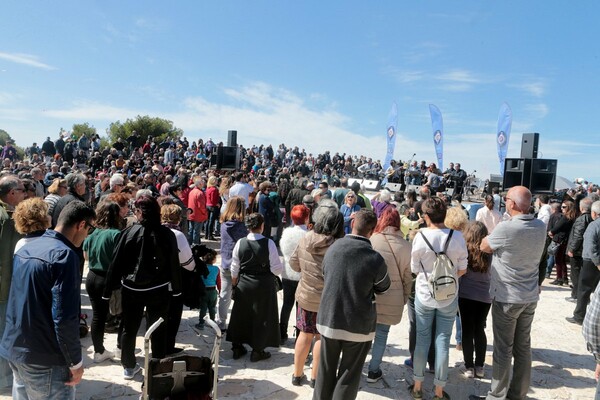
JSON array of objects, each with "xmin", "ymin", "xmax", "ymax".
[
  {"xmin": 314, "ymin": 210, "xmax": 390, "ymax": 400},
  {"xmin": 51, "ymin": 173, "xmax": 87, "ymax": 228},
  {"xmin": 566, "ymin": 198, "xmax": 593, "ymax": 302}
]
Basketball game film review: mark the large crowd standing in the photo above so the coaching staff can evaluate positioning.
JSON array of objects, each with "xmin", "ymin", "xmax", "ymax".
[{"xmin": 0, "ymin": 132, "xmax": 599, "ymax": 400}]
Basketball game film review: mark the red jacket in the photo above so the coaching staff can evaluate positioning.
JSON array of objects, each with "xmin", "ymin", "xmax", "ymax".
[
  {"xmin": 187, "ymin": 187, "xmax": 208, "ymax": 222},
  {"xmin": 205, "ymin": 186, "xmax": 220, "ymax": 207}
]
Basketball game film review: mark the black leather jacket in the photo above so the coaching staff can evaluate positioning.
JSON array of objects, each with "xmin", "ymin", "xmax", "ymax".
[
  {"xmin": 567, "ymin": 212, "xmax": 593, "ymax": 257},
  {"xmin": 103, "ymin": 223, "xmax": 182, "ymax": 297}
]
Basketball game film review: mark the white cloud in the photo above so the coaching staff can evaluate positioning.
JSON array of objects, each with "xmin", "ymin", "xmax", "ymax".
[
  {"xmin": 0, "ymin": 108, "xmax": 30, "ymax": 121},
  {"xmin": 437, "ymin": 69, "xmax": 480, "ymax": 84},
  {"xmin": 525, "ymin": 103, "xmax": 549, "ymax": 119},
  {"xmin": 134, "ymin": 17, "xmax": 167, "ymax": 31},
  {"xmin": 0, "ymin": 52, "xmax": 56, "ymax": 70},
  {"xmin": 381, "ymin": 67, "xmax": 424, "ymax": 83},
  {"xmin": 0, "ymin": 92, "xmax": 17, "ymax": 105},
  {"xmin": 511, "ymin": 80, "xmax": 546, "ymax": 97},
  {"xmin": 42, "ymin": 102, "xmax": 141, "ymax": 121}
]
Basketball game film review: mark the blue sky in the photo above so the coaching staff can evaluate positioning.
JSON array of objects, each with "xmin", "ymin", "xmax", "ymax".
[{"xmin": 1, "ymin": 1, "xmax": 599, "ymax": 182}]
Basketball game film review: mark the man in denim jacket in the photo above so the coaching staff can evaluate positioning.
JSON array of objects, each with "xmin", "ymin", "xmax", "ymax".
[{"xmin": 0, "ymin": 201, "xmax": 95, "ymax": 399}]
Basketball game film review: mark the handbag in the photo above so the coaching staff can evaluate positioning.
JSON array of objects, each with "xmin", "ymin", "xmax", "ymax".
[
  {"xmin": 274, "ymin": 276, "xmax": 283, "ymax": 292},
  {"xmin": 547, "ymin": 241, "xmax": 561, "ymax": 256}
]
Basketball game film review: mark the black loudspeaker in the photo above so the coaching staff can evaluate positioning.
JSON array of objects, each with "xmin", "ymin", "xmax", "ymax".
[
  {"xmin": 529, "ymin": 159, "xmax": 557, "ymax": 194},
  {"xmin": 216, "ymin": 146, "xmax": 239, "ymax": 170},
  {"xmin": 227, "ymin": 130, "xmax": 237, "ymax": 147},
  {"xmin": 503, "ymin": 158, "xmax": 531, "ymax": 189},
  {"xmin": 521, "ymin": 133, "xmax": 539, "ymax": 159},
  {"xmin": 210, "ymin": 153, "xmax": 218, "ymax": 167},
  {"xmin": 486, "ymin": 181, "xmax": 500, "ymax": 194}
]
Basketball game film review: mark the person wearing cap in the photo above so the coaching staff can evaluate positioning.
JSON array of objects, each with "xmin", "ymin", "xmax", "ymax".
[{"xmin": 302, "ymin": 194, "xmax": 315, "ymax": 213}]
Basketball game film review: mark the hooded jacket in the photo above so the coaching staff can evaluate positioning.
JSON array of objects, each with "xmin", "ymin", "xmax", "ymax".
[{"xmin": 370, "ymin": 227, "xmax": 413, "ymax": 325}]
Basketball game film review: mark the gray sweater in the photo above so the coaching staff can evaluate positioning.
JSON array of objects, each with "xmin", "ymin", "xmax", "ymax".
[{"xmin": 317, "ymin": 235, "xmax": 390, "ymax": 342}]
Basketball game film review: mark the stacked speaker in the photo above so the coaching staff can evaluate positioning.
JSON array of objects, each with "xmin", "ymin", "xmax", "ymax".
[
  {"xmin": 211, "ymin": 130, "xmax": 240, "ymax": 170},
  {"xmin": 503, "ymin": 133, "xmax": 557, "ymax": 194}
]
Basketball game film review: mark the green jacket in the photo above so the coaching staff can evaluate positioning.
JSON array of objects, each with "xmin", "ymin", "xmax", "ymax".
[{"xmin": 0, "ymin": 200, "xmax": 23, "ymax": 303}]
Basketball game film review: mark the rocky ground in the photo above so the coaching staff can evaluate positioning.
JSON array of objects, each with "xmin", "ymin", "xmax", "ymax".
[{"xmin": 1, "ymin": 247, "xmax": 597, "ymax": 399}]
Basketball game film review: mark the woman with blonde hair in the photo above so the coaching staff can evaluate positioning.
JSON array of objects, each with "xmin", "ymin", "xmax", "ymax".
[
  {"xmin": 161, "ymin": 203, "xmax": 196, "ymax": 355},
  {"xmin": 44, "ymin": 178, "xmax": 68, "ymax": 216},
  {"xmin": 205, "ymin": 175, "xmax": 221, "ymax": 240},
  {"xmin": 444, "ymin": 206, "xmax": 469, "ymax": 232},
  {"xmin": 14, "ymin": 197, "xmax": 51, "ymax": 252},
  {"xmin": 218, "ymin": 196, "xmax": 248, "ymax": 331},
  {"xmin": 340, "ymin": 191, "xmax": 360, "ymax": 234}
]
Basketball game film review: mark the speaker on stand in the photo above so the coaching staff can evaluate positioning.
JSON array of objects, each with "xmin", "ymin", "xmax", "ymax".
[{"xmin": 227, "ymin": 130, "xmax": 237, "ymax": 147}]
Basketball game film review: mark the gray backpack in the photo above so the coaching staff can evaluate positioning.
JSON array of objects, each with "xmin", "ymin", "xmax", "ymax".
[{"xmin": 419, "ymin": 229, "xmax": 457, "ymax": 301}]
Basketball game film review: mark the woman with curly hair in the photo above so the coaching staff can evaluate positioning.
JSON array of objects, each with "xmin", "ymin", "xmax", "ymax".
[
  {"xmin": 83, "ymin": 201, "xmax": 125, "ymax": 363},
  {"xmin": 458, "ymin": 221, "xmax": 492, "ymax": 379},
  {"xmin": 13, "ymin": 197, "xmax": 51, "ymax": 252}
]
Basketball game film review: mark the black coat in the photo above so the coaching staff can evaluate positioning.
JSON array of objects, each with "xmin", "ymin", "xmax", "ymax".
[
  {"xmin": 103, "ymin": 223, "xmax": 182, "ymax": 297},
  {"xmin": 567, "ymin": 212, "xmax": 593, "ymax": 257}
]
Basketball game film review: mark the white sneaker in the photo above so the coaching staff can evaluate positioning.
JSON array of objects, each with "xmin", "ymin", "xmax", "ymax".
[
  {"xmin": 93, "ymin": 350, "xmax": 115, "ymax": 363},
  {"xmin": 464, "ymin": 367, "xmax": 474, "ymax": 378},
  {"xmin": 114, "ymin": 348, "xmax": 121, "ymax": 359},
  {"xmin": 475, "ymin": 366, "xmax": 485, "ymax": 378},
  {"xmin": 123, "ymin": 363, "xmax": 142, "ymax": 380}
]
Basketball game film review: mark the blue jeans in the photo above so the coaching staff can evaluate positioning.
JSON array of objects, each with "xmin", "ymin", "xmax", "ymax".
[
  {"xmin": 455, "ymin": 314, "xmax": 462, "ymax": 345},
  {"xmin": 546, "ymin": 254, "xmax": 555, "ymax": 276},
  {"xmin": 10, "ymin": 362, "xmax": 75, "ymax": 400},
  {"xmin": 413, "ymin": 296, "xmax": 458, "ymax": 387},
  {"xmin": 368, "ymin": 323, "xmax": 391, "ymax": 373},
  {"xmin": 0, "ymin": 302, "xmax": 12, "ymax": 389},
  {"xmin": 188, "ymin": 221, "xmax": 205, "ymax": 245}
]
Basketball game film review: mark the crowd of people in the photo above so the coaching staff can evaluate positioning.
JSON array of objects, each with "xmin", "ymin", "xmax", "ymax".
[{"xmin": 0, "ymin": 131, "xmax": 599, "ymax": 400}]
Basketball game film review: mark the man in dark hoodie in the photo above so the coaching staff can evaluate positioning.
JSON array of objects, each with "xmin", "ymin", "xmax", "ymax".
[{"xmin": 314, "ymin": 209, "xmax": 390, "ymax": 400}]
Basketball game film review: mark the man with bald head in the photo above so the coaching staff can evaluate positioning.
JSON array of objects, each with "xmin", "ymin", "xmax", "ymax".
[{"xmin": 471, "ymin": 186, "xmax": 546, "ymax": 400}]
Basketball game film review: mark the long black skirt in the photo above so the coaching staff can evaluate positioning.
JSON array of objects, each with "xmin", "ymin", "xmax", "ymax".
[{"xmin": 226, "ymin": 273, "xmax": 280, "ymax": 350}]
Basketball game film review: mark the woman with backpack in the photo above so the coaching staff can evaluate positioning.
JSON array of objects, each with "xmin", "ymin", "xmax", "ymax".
[{"xmin": 408, "ymin": 197, "xmax": 468, "ymax": 400}]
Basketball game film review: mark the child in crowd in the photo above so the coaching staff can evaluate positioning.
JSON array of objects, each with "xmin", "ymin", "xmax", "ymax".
[{"xmin": 197, "ymin": 249, "xmax": 220, "ymax": 330}]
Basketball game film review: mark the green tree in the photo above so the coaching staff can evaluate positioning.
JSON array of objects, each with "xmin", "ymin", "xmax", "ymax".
[
  {"xmin": 71, "ymin": 122, "xmax": 97, "ymax": 139},
  {"xmin": 0, "ymin": 129, "xmax": 12, "ymax": 146},
  {"xmin": 108, "ymin": 115, "xmax": 183, "ymax": 144},
  {"xmin": 0, "ymin": 129, "xmax": 25, "ymax": 159}
]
